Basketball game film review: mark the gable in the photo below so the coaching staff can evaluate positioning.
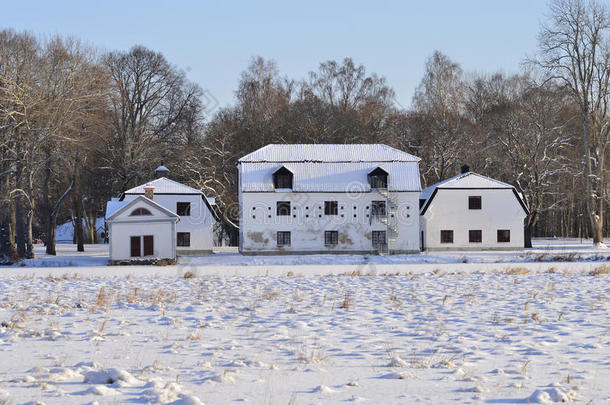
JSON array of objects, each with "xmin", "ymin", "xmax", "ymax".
[
  {"xmin": 120, "ymin": 178, "xmax": 219, "ymax": 222},
  {"xmin": 420, "ymin": 188, "xmax": 529, "ymax": 216},
  {"xmin": 107, "ymin": 196, "xmax": 179, "ymax": 222}
]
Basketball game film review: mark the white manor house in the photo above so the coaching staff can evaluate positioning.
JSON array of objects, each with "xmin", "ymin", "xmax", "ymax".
[
  {"xmin": 237, "ymin": 144, "xmax": 422, "ymax": 254},
  {"xmin": 104, "ymin": 144, "xmax": 529, "ymax": 262}
]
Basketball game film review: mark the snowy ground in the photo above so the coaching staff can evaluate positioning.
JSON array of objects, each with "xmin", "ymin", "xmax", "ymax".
[
  {"xmin": 9, "ymin": 237, "xmax": 610, "ymax": 271},
  {"xmin": 0, "ymin": 239, "xmax": 608, "ymax": 404}
]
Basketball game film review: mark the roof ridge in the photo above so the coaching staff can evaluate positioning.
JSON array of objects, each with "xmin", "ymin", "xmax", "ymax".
[
  {"xmin": 238, "ymin": 144, "xmax": 420, "ymax": 163},
  {"xmin": 125, "ymin": 177, "xmax": 203, "ymax": 194},
  {"xmin": 422, "ymin": 172, "xmax": 513, "ymax": 195}
]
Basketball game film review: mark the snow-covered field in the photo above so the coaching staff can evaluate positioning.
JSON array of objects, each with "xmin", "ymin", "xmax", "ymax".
[
  {"xmin": 9, "ymin": 237, "xmax": 610, "ymax": 271},
  {"xmin": 0, "ymin": 239, "xmax": 608, "ymax": 404}
]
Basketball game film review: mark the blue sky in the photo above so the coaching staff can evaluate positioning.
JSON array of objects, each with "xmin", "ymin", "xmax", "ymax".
[{"xmin": 1, "ymin": 0, "xmax": 549, "ymax": 111}]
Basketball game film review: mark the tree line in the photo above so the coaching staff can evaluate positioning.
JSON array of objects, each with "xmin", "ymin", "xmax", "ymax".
[{"xmin": 1, "ymin": 0, "xmax": 608, "ymax": 261}]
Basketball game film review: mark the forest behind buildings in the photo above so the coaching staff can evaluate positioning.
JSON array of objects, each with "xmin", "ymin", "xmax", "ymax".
[{"xmin": 1, "ymin": 0, "xmax": 609, "ymax": 259}]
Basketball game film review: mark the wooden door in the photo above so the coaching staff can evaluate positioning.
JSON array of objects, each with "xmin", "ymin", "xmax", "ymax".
[
  {"xmin": 143, "ymin": 235, "xmax": 154, "ymax": 256},
  {"xmin": 130, "ymin": 236, "xmax": 141, "ymax": 257}
]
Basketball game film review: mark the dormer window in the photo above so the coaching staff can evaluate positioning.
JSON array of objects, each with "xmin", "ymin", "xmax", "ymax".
[
  {"xmin": 368, "ymin": 167, "xmax": 388, "ymax": 189},
  {"xmin": 273, "ymin": 166, "xmax": 293, "ymax": 189},
  {"xmin": 129, "ymin": 207, "xmax": 152, "ymax": 216}
]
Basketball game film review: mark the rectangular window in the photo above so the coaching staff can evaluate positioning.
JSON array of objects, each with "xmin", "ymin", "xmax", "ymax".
[
  {"xmin": 371, "ymin": 201, "xmax": 386, "ymax": 216},
  {"xmin": 369, "ymin": 173, "xmax": 388, "ymax": 189},
  {"xmin": 276, "ymin": 201, "xmax": 291, "ymax": 216},
  {"xmin": 469, "ymin": 230, "xmax": 482, "ymax": 243},
  {"xmin": 497, "ymin": 229, "xmax": 510, "ymax": 243},
  {"xmin": 468, "ymin": 196, "xmax": 482, "ymax": 210},
  {"xmin": 143, "ymin": 235, "xmax": 154, "ymax": 256},
  {"xmin": 372, "ymin": 230, "xmax": 387, "ymax": 246},
  {"xmin": 324, "ymin": 230, "xmax": 338, "ymax": 245},
  {"xmin": 177, "ymin": 202, "xmax": 191, "ymax": 216},
  {"xmin": 440, "ymin": 230, "xmax": 454, "ymax": 244},
  {"xmin": 324, "ymin": 201, "xmax": 338, "ymax": 215},
  {"xmin": 277, "ymin": 231, "xmax": 291, "ymax": 246},
  {"xmin": 177, "ymin": 232, "xmax": 191, "ymax": 247},
  {"xmin": 274, "ymin": 174, "xmax": 293, "ymax": 189},
  {"xmin": 130, "ymin": 236, "xmax": 141, "ymax": 257}
]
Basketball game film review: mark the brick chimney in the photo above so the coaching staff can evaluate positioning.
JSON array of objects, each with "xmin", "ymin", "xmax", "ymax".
[{"xmin": 144, "ymin": 186, "xmax": 155, "ymax": 200}]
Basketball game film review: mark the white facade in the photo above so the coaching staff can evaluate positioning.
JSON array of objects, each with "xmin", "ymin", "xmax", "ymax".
[
  {"xmin": 106, "ymin": 196, "xmax": 179, "ymax": 263},
  {"xmin": 120, "ymin": 177, "xmax": 218, "ymax": 254},
  {"xmin": 238, "ymin": 144, "xmax": 422, "ymax": 254},
  {"xmin": 419, "ymin": 172, "xmax": 528, "ymax": 251}
]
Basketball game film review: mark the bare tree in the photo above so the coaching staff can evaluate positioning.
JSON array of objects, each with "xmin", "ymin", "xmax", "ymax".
[
  {"xmin": 535, "ymin": 0, "xmax": 610, "ymax": 246},
  {"xmin": 490, "ymin": 75, "xmax": 574, "ymax": 247},
  {"xmin": 100, "ymin": 45, "xmax": 200, "ymax": 192},
  {"xmin": 413, "ymin": 51, "xmax": 467, "ymax": 183}
]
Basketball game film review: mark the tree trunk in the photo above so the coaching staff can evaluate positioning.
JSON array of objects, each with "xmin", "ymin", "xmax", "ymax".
[
  {"xmin": 74, "ymin": 197, "xmax": 84, "ymax": 252},
  {"xmin": 25, "ymin": 207, "xmax": 34, "ymax": 258},
  {"xmin": 581, "ymin": 114, "xmax": 601, "ymax": 245},
  {"xmin": 524, "ymin": 224, "xmax": 533, "ymax": 249},
  {"xmin": 590, "ymin": 214, "xmax": 604, "ymax": 246},
  {"xmin": 9, "ymin": 201, "xmax": 16, "ymax": 248},
  {"xmin": 83, "ymin": 203, "xmax": 97, "ymax": 244},
  {"xmin": 45, "ymin": 179, "xmax": 75, "ymax": 255},
  {"xmin": 14, "ymin": 165, "xmax": 26, "ymax": 258},
  {"xmin": 524, "ymin": 211, "xmax": 538, "ymax": 249},
  {"xmin": 46, "ymin": 219, "xmax": 57, "ymax": 256}
]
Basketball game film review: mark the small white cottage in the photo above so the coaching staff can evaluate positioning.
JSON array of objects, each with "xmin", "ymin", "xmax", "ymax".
[
  {"xmin": 105, "ymin": 165, "xmax": 219, "ymax": 264},
  {"xmin": 106, "ymin": 195, "xmax": 179, "ymax": 264},
  {"xmin": 419, "ymin": 170, "xmax": 528, "ymax": 251},
  {"xmin": 120, "ymin": 178, "xmax": 218, "ymax": 254},
  {"xmin": 237, "ymin": 144, "xmax": 422, "ymax": 255}
]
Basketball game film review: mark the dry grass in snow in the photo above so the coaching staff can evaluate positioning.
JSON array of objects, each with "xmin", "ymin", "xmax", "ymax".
[{"xmin": 0, "ymin": 268, "xmax": 608, "ymax": 404}]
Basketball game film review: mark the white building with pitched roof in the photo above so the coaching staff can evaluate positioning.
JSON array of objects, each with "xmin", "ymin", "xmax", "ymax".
[
  {"xmin": 237, "ymin": 144, "xmax": 422, "ymax": 254},
  {"xmin": 105, "ymin": 166, "xmax": 219, "ymax": 263},
  {"xmin": 419, "ymin": 170, "xmax": 528, "ymax": 251},
  {"xmin": 106, "ymin": 196, "xmax": 180, "ymax": 264}
]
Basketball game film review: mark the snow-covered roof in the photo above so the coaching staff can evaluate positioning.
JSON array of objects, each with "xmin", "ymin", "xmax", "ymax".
[
  {"xmin": 419, "ymin": 172, "xmax": 528, "ymax": 215},
  {"xmin": 106, "ymin": 196, "xmax": 179, "ymax": 222},
  {"xmin": 124, "ymin": 177, "xmax": 202, "ymax": 195},
  {"xmin": 155, "ymin": 165, "xmax": 169, "ymax": 172},
  {"xmin": 56, "ymin": 217, "xmax": 106, "ymax": 241},
  {"xmin": 105, "ymin": 198, "xmax": 128, "ymax": 219},
  {"xmin": 239, "ymin": 144, "xmax": 421, "ymax": 163},
  {"xmin": 240, "ymin": 162, "xmax": 421, "ymax": 192},
  {"xmin": 420, "ymin": 172, "xmax": 513, "ymax": 201},
  {"xmin": 239, "ymin": 144, "xmax": 421, "ymax": 192},
  {"xmin": 120, "ymin": 178, "xmax": 220, "ymax": 222}
]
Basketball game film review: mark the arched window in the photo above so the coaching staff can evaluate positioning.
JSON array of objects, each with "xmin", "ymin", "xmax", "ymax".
[
  {"xmin": 273, "ymin": 166, "xmax": 293, "ymax": 189},
  {"xmin": 368, "ymin": 167, "xmax": 388, "ymax": 189},
  {"xmin": 129, "ymin": 207, "xmax": 152, "ymax": 216}
]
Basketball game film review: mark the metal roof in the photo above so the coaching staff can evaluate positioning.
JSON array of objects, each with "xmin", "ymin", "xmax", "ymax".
[
  {"xmin": 418, "ymin": 172, "xmax": 529, "ymax": 216},
  {"xmin": 238, "ymin": 144, "xmax": 421, "ymax": 163},
  {"xmin": 420, "ymin": 172, "xmax": 513, "ymax": 200},
  {"xmin": 240, "ymin": 162, "xmax": 421, "ymax": 192},
  {"xmin": 124, "ymin": 177, "xmax": 202, "ymax": 195},
  {"xmin": 106, "ymin": 196, "xmax": 180, "ymax": 222},
  {"xmin": 105, "ymin": 198, "xmax": 128, "ymax": 219}
]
